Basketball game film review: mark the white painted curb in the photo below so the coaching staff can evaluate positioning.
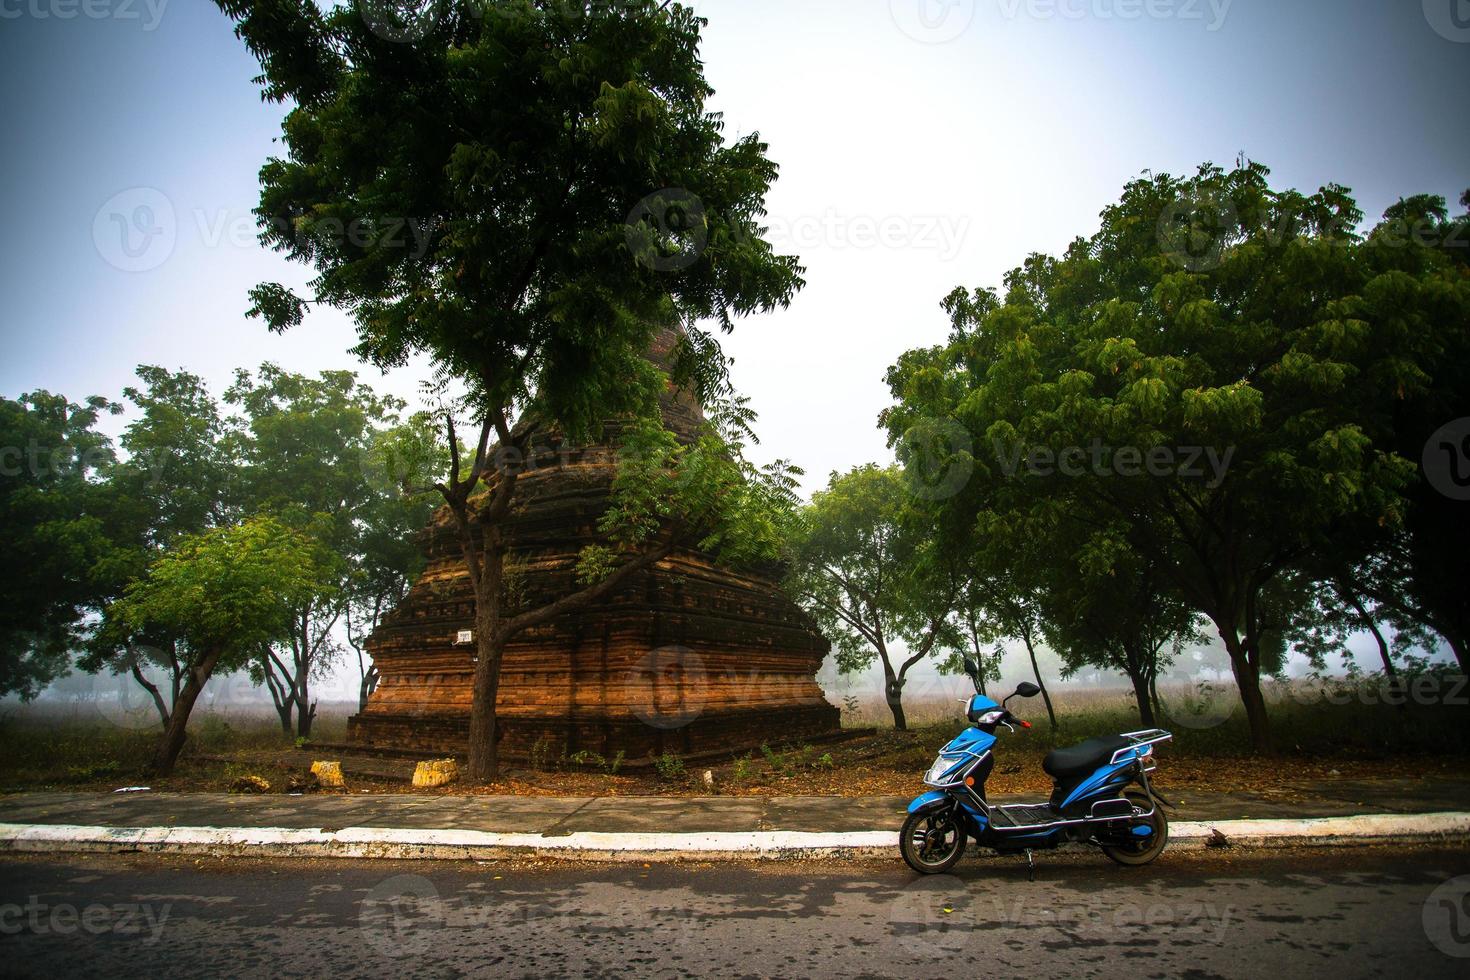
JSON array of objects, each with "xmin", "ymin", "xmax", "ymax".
[{"xmin": 0, "ymin": 812, "xmax": 1466, "ymax": 862}]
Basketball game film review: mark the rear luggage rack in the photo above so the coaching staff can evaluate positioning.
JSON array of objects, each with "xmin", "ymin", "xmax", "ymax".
[{"xmin": 1110, "ymin": 729, "xmax": 1173, "ymax": 765}]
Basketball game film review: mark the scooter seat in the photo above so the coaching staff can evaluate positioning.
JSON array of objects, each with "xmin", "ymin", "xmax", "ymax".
[{"xmin": 1042, "ymin": 735, "xmax": 1133, "ymax": 779}]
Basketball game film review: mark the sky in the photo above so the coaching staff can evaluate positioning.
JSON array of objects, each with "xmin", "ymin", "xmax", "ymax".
[{"xmin": 2, "ymin": 0, "xmax": 1467, "ymax": 699}]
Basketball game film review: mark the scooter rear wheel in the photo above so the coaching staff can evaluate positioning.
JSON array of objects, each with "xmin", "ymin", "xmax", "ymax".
[
  {"xmin": 1102, "ymin": 790, "xmax": 1168, "ymax": 867},
  {"xmin": 900, "ymin": 807, "xmax": 966, "ymax": 875}
]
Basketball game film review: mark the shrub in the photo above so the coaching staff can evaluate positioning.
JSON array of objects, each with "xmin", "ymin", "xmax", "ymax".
[{"xmin": 654, "ymin": 752, "xmax": 686, "ymax": 782}]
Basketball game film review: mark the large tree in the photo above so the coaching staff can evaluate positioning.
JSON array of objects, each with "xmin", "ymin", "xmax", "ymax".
[
  {"xmin": 884, "ymin": 161, "xmax": 1467, "ymax": 752},
  {"xmin": 217, "ymin": 0, "xmax": 803, "ymax": 779}
]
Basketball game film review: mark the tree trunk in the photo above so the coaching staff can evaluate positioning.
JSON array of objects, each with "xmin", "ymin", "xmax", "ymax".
[
  {"xmin": 1148, "ymin": 669, "xmax": 1162, "ymax": 723},
  {"xmin": 359, "ymin": 664, "xmax": 379, "ymax": 714},
  {"xmin": 884, "ymin": 676, "xmax": 908, "ymax": 731},
  {"xmin": 1127, "ymin": 665, "xmax": 1156, "ymax": 727},
  {"xmin": 150, "ymin": 648, "xmax": 223, "ymax": 776},
  {"xmin": 467, "ymin": 626, "xmax": 507, "ymax": 782},
  {"xmin": 1220, "ymin": 629, "xmax": 1271, "ymax": 753},
  {"xmin": 1021, "ymin": 634, "xmax": 1057, "ymax": 729},
  {"xmin": 128, "ymin": 661, "xmax": 170, "ymax": 730}
]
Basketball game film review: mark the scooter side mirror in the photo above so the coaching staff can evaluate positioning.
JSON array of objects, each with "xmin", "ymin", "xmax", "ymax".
[
  {"xmin": 1014, "ymin": 681, "xmax": 1041, "ymax": 698},
  {"xmin": 962, "ymin": 658, "xmax": 982, "ymax": 693}
]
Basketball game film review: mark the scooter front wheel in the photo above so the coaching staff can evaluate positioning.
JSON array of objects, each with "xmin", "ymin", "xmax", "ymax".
[
  {"xmin": 900, "ymin": 807, "xmax": 966, "ymax": 875},
  {"xmin": 1102, "ymin": 790, "xmax": 1168, "ymax": 867}
]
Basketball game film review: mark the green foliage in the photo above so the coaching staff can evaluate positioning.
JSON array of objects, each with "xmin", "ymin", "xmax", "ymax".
[
  {"xmin": 653, "ymin": 752, "xmax": 686, "ymax": 782},
  {"xmin": 883, "ymin": 160, "xmax": 1470, "ymax": 749},
  {"xmin": 0, "ymin": 390, "xmax": 120, "ymax": 698},
  {"xmin": 580, "ymin": 404, "xmax": 803, "ymax": 586},
  {"xmin": 106, "ymin": 515, "xmax": 334, "ymax": 677},
  {"xmin": 759, "ymin": 742, "xmax": 791, "ymax": 777},
  {"xmin": 786, "ymin": 464, "xmax": 961, "ymax": 728},
  {"xmin": 216, "ymin": 0, "xmax": 802, "ymax": 436}
]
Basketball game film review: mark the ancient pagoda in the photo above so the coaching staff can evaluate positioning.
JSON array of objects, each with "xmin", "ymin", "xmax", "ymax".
[{"xmin": 348, "ymin": 329, "xmax": 840, "ymax": 762}]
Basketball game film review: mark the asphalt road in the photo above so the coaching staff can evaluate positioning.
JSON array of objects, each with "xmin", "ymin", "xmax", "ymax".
[{"xmin": 2, "ymin": 846, "xmax": 1469, "ymax": 978}]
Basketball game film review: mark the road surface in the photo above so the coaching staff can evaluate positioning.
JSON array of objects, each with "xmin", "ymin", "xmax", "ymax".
[{"xmin": 2, "ymin": 845, "xmax": 1468, "ymax": 977}]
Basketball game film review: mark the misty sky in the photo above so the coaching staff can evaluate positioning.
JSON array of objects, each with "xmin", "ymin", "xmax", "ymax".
[{"xmin": 2, "ymin": 1, "xmax": 1466, "ymax": 698}]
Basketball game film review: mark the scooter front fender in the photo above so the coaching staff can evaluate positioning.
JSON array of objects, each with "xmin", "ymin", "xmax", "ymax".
[{"xmin": 906, "ymin": 791, "xmax": 951, "ymax": 814}]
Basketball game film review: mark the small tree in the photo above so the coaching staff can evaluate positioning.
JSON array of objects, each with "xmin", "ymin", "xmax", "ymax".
[
  {"xmin": 105, "ymin": 516, "xmax": 330, "ymax": 775},
  {"xmin": 227, "ymin": 365, "xmax": 398, "ymax": 738},
  {"xmin": 789, "ymin": 465, "xmax": 960, "ymax": 731},
  {"xmin": 83, "ymin": 366, "xmax": 238, "ymax": 727}
]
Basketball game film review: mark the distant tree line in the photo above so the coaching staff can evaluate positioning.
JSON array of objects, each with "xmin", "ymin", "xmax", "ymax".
[
  {"xmin": 790, "ymin": 163, "xmax": 1469, "ymax": 749},
  {"xmin": 0, "ymin": 365, "xmax": 446, "ymax": 773}
]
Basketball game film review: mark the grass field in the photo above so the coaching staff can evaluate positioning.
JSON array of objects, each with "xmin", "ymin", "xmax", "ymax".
[{"xmin": 0, "ymin": 674, "xmax": 1464, "ymax": 798}]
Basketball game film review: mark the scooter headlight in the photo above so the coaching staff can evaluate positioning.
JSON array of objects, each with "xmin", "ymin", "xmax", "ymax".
[{"xmin": 925, "ymin": 753, "xmax": 967, "ymax": 785}]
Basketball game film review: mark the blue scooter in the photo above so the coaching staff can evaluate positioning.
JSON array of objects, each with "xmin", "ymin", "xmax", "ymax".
[{"xmin": 901, "ymin": 658, "xmax": 1173, "ymax": 875}]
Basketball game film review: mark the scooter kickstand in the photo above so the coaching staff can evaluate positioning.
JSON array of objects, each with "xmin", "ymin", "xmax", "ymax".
[{"xmin": 1025, "ymin": 849, "xmax": 1035, "ymax": 882}]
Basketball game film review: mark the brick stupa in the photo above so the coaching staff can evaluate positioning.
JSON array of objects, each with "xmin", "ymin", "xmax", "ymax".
[{"xmin": 347, "ymin": 329, "xmax": 840, "ymax": 762}]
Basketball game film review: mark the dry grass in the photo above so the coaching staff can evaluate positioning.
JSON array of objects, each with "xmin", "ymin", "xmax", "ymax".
[{"xmin": 1, "ymin": 675, "xmax": 1464, "ymax": 798}]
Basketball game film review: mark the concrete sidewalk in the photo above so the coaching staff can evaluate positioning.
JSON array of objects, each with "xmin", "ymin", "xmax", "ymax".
[{"xmin": 1, "ymin": 778, "xmax": 1468, "ymax": 861}]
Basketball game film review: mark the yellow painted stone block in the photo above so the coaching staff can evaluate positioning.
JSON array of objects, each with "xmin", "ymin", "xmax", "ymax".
[
  {"xmin": 310, "ymin": 760, "xmax": 344, "ymax": 788},
  {"xmin": 412, "ymin": 759, "xmax": 459, "ymax": 788}
]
